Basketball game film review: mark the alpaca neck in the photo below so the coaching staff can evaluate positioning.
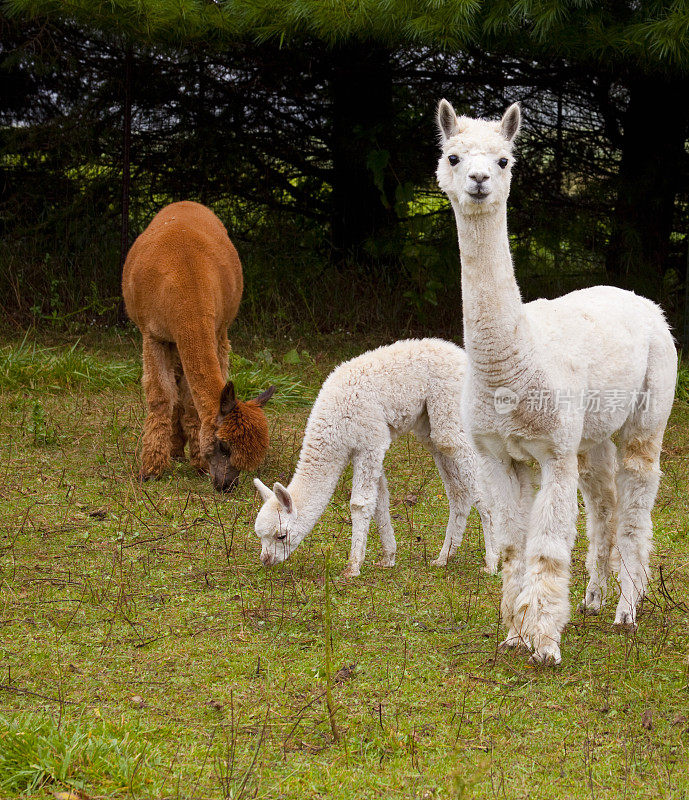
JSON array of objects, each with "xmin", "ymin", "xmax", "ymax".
[
  {"xmin": 176, "ymin": 326, "xmax": 226, "ymax": 422},
  {"xmin": 289, "ymin": 429, "xmax": 348, "ymax": 537},
  {"xmin": 454, "ymin": 203, "xmax": 531, "ymax": 389}
]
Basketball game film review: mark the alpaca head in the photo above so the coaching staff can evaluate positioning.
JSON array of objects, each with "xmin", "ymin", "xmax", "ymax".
[
  {"xmin": 436, "ymin": 100, "xmax": 521, "ymax": 215},
  {"xmin": 206, "ymin": 382, "xmax": 276, "ymax": 492},
  {"xmin": 253, "ymin": 479, "xmax": 304, "ymax": 565}
]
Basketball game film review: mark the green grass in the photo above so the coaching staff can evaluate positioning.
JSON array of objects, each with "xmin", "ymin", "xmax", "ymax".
[
  {"xmin": 0, "ymin": 336, "xmax": 139, "ymax": 392},
  {"xmin": 676, "ymin": 354, "xmax": 689, "ymax": 403},
  {"xmin": 228, "ymin": 351, "xmax": 315, "ymax": 406},
  {"xmin": 0, "ymin": 333, "xmax": 314, "ymax": 405},
  {"xmin": 0, "ymin": 333, "xmax": 688, "ymax": 799},
  {"xmin": 0, "ymin": 713, "xmax": 163, "ymax": 796}
]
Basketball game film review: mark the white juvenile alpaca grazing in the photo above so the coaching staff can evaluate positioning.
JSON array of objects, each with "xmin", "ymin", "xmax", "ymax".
[
  {"xmin": 254, "ymin": 339, "xmax": 496, "ymax": 577},
  {"xmin": 436, "ymin": 99, "xmax": 676, "ymax": 665}
]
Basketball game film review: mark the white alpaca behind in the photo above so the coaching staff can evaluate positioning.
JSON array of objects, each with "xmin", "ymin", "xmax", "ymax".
[
  {"xmin": 254, "ymin": 338, "xmax": 496, "ymax": 577},
  {"xmin": 436, "ymin": 99, "xmax": 677, "ymax": 664}
]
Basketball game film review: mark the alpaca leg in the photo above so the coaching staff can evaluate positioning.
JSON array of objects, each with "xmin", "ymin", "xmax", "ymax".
[
  {"xmin": 140, "ymin": 337, "xmax": 178, "ymax": 479},
  {"xmin": 179, "ymin": 374, "xmax": 203, "ymax": 471},
  {"xmin": 613, "ymin": 331, "xmax": 675, "ymax": 627},
  {"xmin": 491, "ymin": 459, "xmax": 534, "ymax": 650},
  {"xmin": 429, "ymin": 450, "xmax": 472, "ymax": 568},
  {"xmin": 578, "ymin": 440, "xmax": 618, "ymax": 615},
  {"xmin": 170, "ymin": 400, "xmax": 186, "ymax": 460},
  {"xmin": 475, "ymin": 454, "xmax": 499, "ymax": 574},
  {"xmin": 343, "ymin": 449, "xmax": 386, "ymax": 579},
  {"xmin": 474, "ymin": 497, "xmax": 498, "ymax": 575},
  {"xmin": 475, "ymin": 454, "xmax": 532, "ymax": 647},
  {"xmin": 613, "ymin": 430, "xmax": 663, "ymax": 627},
  {"xmin": 170, "ymin": 348, "xmax": 186, "ymax": 460},
  {"xmin": 374, "ymin": 472, "xmax": 396, "ymax": 568},
  {"xmin": 516, "ymin": 454, "xmax": 579, "ymax": 665}
]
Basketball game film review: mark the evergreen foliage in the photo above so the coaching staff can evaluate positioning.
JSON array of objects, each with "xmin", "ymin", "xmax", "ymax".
[
  {"xmin": 5, "ymin": 0, "xmax": 689, "ymax": 69},
  {"xmin": 1, "ymin": 2, "xmax": 689, "ymax": 336}
]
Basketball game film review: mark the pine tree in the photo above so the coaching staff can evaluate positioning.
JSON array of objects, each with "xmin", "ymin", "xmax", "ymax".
[
  {"xmin": 5, "ymin": 1, "xmax": 689, "ymax": 68},
  {"xmin": 4, "ymin": 0, "xmax": 689, "ymax": 291}
]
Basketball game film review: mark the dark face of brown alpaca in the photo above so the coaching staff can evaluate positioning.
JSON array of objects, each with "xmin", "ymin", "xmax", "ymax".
[{"xmin": 210, "ymin": 382, "xmax": 276, "ymax": 492}]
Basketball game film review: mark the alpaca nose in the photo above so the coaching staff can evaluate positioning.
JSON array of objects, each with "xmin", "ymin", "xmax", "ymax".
[
  {"xmin": 469, "ymin": 171, "xmax": 489, "ymax": 184},
  {"xmin": 210, "ymin": 460, "xmax": 240, "ymax": 493},
  {"xmin": 260, "ymin": 551, "xmax": 274, "ymax": 566},
  {"xmin": 214, "ymin": 471, "xmax": 239, "ymax": 493}
]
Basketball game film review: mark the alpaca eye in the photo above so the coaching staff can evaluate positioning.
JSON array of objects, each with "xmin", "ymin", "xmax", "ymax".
[
  {"xmin": 276, "ymin": 532, "xmax": 287, "ymax": 541},
  {"xmin": 448, "ymin": 155, "xmax": 460, "ymax": 166},
  {"xmin": 498, "ymin": 158, "xmax": 508, "ymax": 169}
]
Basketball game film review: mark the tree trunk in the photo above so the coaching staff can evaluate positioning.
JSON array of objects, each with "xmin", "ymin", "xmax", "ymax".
[
  {"xmin": 329, "ymin": 43, "xmax": 394, "ymax": 263},
  {"xmin": 606, "ymin": 74, "xmax": 689, "ymax": 297}
]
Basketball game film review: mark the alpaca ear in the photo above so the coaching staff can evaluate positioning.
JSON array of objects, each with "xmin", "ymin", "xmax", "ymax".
[
  {"xmin": 500, "ymin": 103, "xmax": 521, "ymax": 142},
  {"xmin": 437, "ymin": 99, "xmax": 460, "ymax": 142},
  {"xmin": 273, "ymin": 482, "xmax": 293, "ymax": 514},
  {"xmin": 219, "ymin": 381, "xmax": 237, "ymax": 416},
  {"xmin": 253, "ymin": 385, "xmax": 276, "ymax": 408},
  {"xmin": 254, "ymin": 477, "xmax": 274, "ymax": 503}
]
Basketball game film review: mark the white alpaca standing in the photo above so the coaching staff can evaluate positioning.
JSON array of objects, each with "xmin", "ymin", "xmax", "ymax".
[
  {"xmin": 436, "ymin": 100, "xmax": 676, "ymax": 665},
  {"xmin": 254, "ymin": 339, "xmax": 496, "ymax": 577}
]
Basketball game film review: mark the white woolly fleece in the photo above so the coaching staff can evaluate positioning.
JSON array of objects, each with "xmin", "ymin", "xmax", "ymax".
[
  {"xmin": 436, "ymin": 99, "xmax": 677, "ymax": 665},
  {"xmin": 254, "ymin": 338, "xmax": 496, "ymax": 577}
]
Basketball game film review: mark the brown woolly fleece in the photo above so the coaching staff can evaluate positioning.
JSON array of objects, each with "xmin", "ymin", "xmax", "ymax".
[{"xmin": 122, "ymin": 200, "xmax": 274, "ymax": 490}]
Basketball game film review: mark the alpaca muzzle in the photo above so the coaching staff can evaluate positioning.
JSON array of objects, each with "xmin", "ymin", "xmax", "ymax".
[
  {"xmin": 468, "ymin": 177, "xmax": 490, "ymax": 200},
  {"xmin": 466, "ymin": 167, "xmax": 491, "ymax": 200},
  {"xmin": 214, "ymin": 471, "xmax": 239, "ymax": 493},
  {"xmin": 208, "ymin": 456, "xmax": 240, "ymax": 493}
]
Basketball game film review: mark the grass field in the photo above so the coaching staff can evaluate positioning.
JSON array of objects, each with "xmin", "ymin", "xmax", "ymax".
[{"xmin": 0, "ymin": 328, "xmax": 688, "ymax": 799}]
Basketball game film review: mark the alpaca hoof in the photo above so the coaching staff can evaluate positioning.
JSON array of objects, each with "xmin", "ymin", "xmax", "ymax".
[
  {"xmin": 430, "ymin": 557, "xmax": 447, "ymax": 567},
  {"xmin": 341, "ymin": 565, "xmax": 361, "ymax": 579},
  {"xmin": 375, "ymin": 557, "xmax": 395, "ymax": 568},
  {"xmin": 579, "ymin": 602, "xmax": 600, "ymax": 616},
  {"xmin": 613, "ymin": 610, "xmax": 637, "ymax": 631},
  {"xmin": 483, "ymin": 559, "xmax": 499, "ymax": 576},
  {"xmin": 579, "ymin": 587, "xmax": 603, "ymax": 615},
  {"xmin": 137, "ymin": 470, "xmax": 157, "ymax": 482},
  {"xmin": 499, "ymin": 634, "xmax": 530, "ymax": 653},
  {"xmin": 189, "ymin": 455, "xmax": 207, "ymax": 473},
  {"xmin": 529, "ymin": 642, "xmax": 561, "ymax": 666},
  {"xmin": 614, "ymin": 597, "xmax": 639, "ymax": 629},
  {"xmin": 613, "ymin": 620, "xmax": 637, "ymax": 633}
]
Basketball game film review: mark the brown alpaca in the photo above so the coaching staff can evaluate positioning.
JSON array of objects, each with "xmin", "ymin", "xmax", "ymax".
[{"xmin": 122, "ymin": 200, "xmax": 275, "ymax": 491}]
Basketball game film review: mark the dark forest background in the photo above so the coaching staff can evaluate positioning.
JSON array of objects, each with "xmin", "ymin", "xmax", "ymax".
[{"xmin": 1, "ymin": 3, "xmax": 689, "ymax": 343}]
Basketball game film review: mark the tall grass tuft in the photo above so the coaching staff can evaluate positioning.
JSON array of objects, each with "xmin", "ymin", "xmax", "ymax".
[
  {"xmin": 0, "ymin": 337, "xmax": 139, "ymax": 392},
  {"xmin": 0, "ymin": 337, "xmax": 315, "ymax": 404},
  {"xmin": 229, "ymin": 352, "xmax": 315, "ymax": 407},
  {"xmin": 0, "ymin": 713, "xmax": 162, "ymax": 796}
]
